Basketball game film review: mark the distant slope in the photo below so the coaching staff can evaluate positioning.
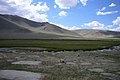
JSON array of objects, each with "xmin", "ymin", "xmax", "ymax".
[
  {"xmin": 0, "ymin": 15, "xmax": 79, "ymax": 36},
  {"xmin": 0, "ymin": 14, "xmax": 120, "ymax": 39},
  {"xmin": 0, "ymin": 14, "xmax": 81, "ymax": 39},
  {"xmin": 37, "ymin": 23, "xmax": 80, "ymax": 36},
  {"xmin": 73, "ymin": 29, "xmax": 120, "ymax": 38},
  {"xmin": 0, "ymin": 15, "xmax": 31, "ymax": 33}
]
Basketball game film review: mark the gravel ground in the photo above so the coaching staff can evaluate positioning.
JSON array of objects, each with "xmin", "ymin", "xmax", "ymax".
[{"xmin": 0, "ymin": 47, "xmax": 120, "ymax": 80}]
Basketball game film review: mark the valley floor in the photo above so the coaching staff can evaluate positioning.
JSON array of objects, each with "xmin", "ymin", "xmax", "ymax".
[{"xmin": 0, "ymin": 47, "xmax": 120, "ymax": 80}]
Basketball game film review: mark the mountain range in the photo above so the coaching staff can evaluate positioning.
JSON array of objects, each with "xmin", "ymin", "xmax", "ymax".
[{"xmin": 0, "ymin": 14, "xmax": 120, "ymax": 39}]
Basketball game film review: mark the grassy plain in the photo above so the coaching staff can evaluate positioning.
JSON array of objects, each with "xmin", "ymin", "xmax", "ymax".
[{"xmin": 0, "ymin": 39, "xmax": 120, "ymax": 51}]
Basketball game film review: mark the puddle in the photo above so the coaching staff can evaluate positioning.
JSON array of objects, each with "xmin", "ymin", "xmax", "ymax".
[{"xmin": 0, "ymin": 70, "xmax": 42, "ymax": 80}]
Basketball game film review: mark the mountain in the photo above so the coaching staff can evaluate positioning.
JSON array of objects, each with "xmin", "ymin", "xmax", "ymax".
[
  {"xmin": 0, "ymin": 14, "xmax": 80, "ymax": 39},
  {"xmin": 0, "ymin": 14, "xmax": 120, "ymax": 39},
  {"xmin": 0, "ymin": 14, "xmax": 31, "ymax": 33},
  {"xmin": 73, "ymin": 29, "xmax": 120, "ymax": 38}
]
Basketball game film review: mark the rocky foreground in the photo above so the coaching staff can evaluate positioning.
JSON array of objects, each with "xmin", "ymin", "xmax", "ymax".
[{"xmin": 0, "ymin": 46, "xmax": 120, "ymax": 80}]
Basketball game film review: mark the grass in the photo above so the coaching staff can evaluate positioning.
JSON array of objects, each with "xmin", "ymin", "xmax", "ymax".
[
  {"xmin": 42, "ymin": 66, "xmax": 104, "ymax": 80},
  {"xmin": 0, "ymin": 39, "xmax": 120, "ymax": 51},
  {"xmin": 0, "ymin": 60, "xmax": 27, "ymax": 70},
  {"xmin": 102, "ymin": 54, "xmax": 120, "ymax": 61}
]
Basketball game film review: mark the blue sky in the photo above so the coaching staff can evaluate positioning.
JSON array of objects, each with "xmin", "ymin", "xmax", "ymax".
[{"xmin": 0, "ymin": 0, "xmax": 120, "ymax": 31}]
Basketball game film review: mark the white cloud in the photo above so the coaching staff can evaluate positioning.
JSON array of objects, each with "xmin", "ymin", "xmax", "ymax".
[
  {"xmin": 69, "ymin": 26, "xmax": 81, "ymax": 30},
  {"xmin": 54, "ymin": 5, "xmax": 57, "ymax": 8},
  {"xmin": 96, "ymin": 11, "xmax": 118, "ymax": 15},
  {"xmin": 82, "ymin": 17, "xmax": 120, "ymax": 31},
  {"xmin": 105, "ymin": 17, "xmax": 120, "ymax": 31},
  {"xmin": 80, "ymin": 0, "xmax": 88, "ymax": 6},
  {"xmin": 109, "ymin": 3, "xmax": 116, "ymax": 7},
  {"xmin": 97, "ymin": 7, "xmax": 106, "ymax": 12},
  {"xmin": 50, "ymin": 22, "xmax": 80, "ymax": 30},
  {"xmin": 113, "ymin": 27, "xmax": 120, "ymax": 31},
  {"xmin": 50, "ymin": 22, "xmax": 69, "ymax": 29},
  {"xmin": 58, "ymin": 11, "xmax": 67, "ymax": 16},
  {"xmin": 84, "ymin": 21, "xmax": 104, "ymax": 29},
  {"xmin": 109, "ymin": 27, "xmax": 120, "ymax": 31},
  {"xmin": 112, "ymin": 17, "xmax": 120, "ymax": 31},
  {"xmin": 113, "ymin": 17, "xmax": 120, "ymax": 26},
  {"xmin": 55, "ymin": 0, "xmax": 78, "ymax": 9},
  {"xmin": 0, "ymin": 0, "xmax": 50, "ymax": 22},
  {"xmin": 107, "ymin": 25, "xmax": 113, "ymax": 28},
  {"xmin": 108, "ymin": 25, "xmax": 120, "ymax": 31},
  {"xmin": 37, "ymin": 2, "xmax": 49, "ymax": 12},
  {"xmin": 100, "ymin": 7, "xmax": 106, "ymax": 11},
  {"xmin": 96, "ymin": 6, "xmax": 118, "ymax": 16}
]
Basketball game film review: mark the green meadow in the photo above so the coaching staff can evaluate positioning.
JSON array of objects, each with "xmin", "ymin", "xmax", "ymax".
[{"xmin": 0, "ymin": 39, "xmax": 120, "ymax": 51}]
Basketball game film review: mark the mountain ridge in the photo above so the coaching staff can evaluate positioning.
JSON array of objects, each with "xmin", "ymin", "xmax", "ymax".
[
  {"xmin": 73, "ymin": 29, "xmax": 120, "ymax": 38},
  {"xmin": 0, "ymin": 14, "xmax": 120, "ymax": 39}
]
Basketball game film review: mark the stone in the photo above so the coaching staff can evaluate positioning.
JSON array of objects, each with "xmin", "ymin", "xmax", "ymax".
[
  {"xmin": 80, "ymin": 62, "xmax": 92, "ymax": 66},
  {"xmin": 66, "ymin": 62, "xmax": 76, "ymax": 65},
  {"xmin": 101, "ymin": 73, "xmax": 116, "ymax": 76},
  {"xmin": 12, "ymin": 61, "xmax": 41, "ymax": 65},
  {"xmin": 88, "ymin": 68, "xmax": 104, "ymax": 73}
]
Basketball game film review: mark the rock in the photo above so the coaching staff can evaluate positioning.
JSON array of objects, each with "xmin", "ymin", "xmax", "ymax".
[
  {"xmin": 77, "ymin": 54, "xmax": 80, "ymax": 57},
  {"xmin": 80, "ymin": 62, "xmax": 92, "ymax": 66},
  {"xmin": 20, "ymin": 52, "xmax": 26, "ymax": 55},
  {"xmin": 101, "ymin": 73, "xmax": 119, "ymax": 80},
  {"xmin": 15, "ymin": 57, "xmax": 25, "ymax": 61},
  {"xmin": 112, "ymin": 46, "xmax": 120, "ymax": 50},
  {"xmin": 66, "ymin": 62, "xmax": 76, "ymax": 65},
  {"xmin": 0, "ymin": 57, "xmax": 3, "ymax": 59},
  {"xmin": 88, "ymin": 68, "xmax": 104, "ymax": 73},
  {"xmin": 60, "ymin": 59, "xmax": 66, "ymax": 63},
  {"xmin": 101, "ymin": 73, "xmax": 116, "ymax": 76},
  {"xmin": 56, "ymin": 63, "xmax": 62, "ymax": 66},
  {"xmin": 116, "ymin": 72, "xmax": 120, "ymax": 74},
  {"xmin": 7, "ymin": 60, "xmax": 14, "ymax": 62},
  {"xmin": 100, "ymin": 59, "xmax": 115, "ymax": 63},
  {"xmin": 12, "ymin": 61, "xmax": 42, "ymax": 65},
  {"xmin": 52, "ymin": 53, "xmax": 56, "ymax": 56}
]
